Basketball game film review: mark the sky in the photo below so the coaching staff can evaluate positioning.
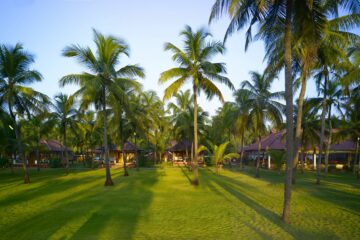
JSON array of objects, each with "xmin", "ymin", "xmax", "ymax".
[{"xmin": 0, "ymin": 0, "xmax": 346, "ymax": 116}]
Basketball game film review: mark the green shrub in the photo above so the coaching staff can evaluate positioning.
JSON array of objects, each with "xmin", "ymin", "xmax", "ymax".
[
  {"xmin": 84, "ymin": 156, "xmax": 93, "ymax": 168},
  {"xmin": 48, "ymin": 158, "xmax": 61, "ymax": 168},
  {"xmin": 268, "ymin": 150, "xmax": 285, "ymax": 170}
]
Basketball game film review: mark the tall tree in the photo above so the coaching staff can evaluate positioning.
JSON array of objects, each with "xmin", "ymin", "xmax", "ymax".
[
  {"xmin": 241, "ymin": 71, "xmax": 284, "ymax": 178},
  {"xmin": 0, "ymin": 43, "xmax": 49, "ymax": 183},
  {"xmin": 159, "ymin": 25, "xmax": 234, "ymax": 185},
  {"xmin": 209, "ymin": 0, "xmax": 359, "ymax": 223},
  {"xmin": 52, "ymin": 93, "xmax": 77, "ymax": 173},
  {"xmin": 233, "ymin": 88, "xmax": 251, "ymax": 169},
  {"xmin": 60, "ymin": 30, "xmax": 144, "ymax": 186}
]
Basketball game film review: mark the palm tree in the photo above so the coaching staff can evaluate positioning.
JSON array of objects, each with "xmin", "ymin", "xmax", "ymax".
[
  {"xmin": 59, "ymin": 30, "xmax": 144, "ymax": 186},
  {"xmin": 310, "ymin": 79, "xmax": 344, "ymax": 175},
  {"xmin": 159, "ymin": 25, "xmax": 234, "ymax": 185},
  {"xmin": 168, "ymin": 90, "xmax": 194, "ymax": 160},
  {"xmin": 241, "ymin": 71, "xmax": 284, "ymax": 178},
  {"xmin": 206, "ymin": 141, "xmax": 240, "ymax": 174},
  {"xmin": 336, "ymin": 92, "xmax": 360, "ymax": 176},
  {"xmin": 0, "ymin": 44, "xmax": 49, "ymax": 183},
  {"xmin": 52, "ymin": 93, "xmax": 77, "ymax": 173},
  {"xmin": 209, "ymin": 0, "xmax": 358, "ymax": 223},
  {"xmin": 233, "ymin": 88, "xmax": 251, "ymax": 169}
]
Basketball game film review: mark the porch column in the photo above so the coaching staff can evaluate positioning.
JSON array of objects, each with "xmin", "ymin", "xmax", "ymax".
[
  {"xmin": 313, "ymin": 153, "xmax": 317, "ymax": 169},
  {"xmin": 268, "ymin": 155, "xmax": 271, "ymax": 169}
]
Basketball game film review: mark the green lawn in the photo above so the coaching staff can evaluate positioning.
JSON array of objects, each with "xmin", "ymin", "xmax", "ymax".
[{"xmin": 0, "ymin": 167, "xmax": 359, "ymax": 240}]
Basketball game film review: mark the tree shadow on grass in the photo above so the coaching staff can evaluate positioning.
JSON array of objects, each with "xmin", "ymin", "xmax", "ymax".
[
  {"xmin": 0, "ymin": 169, "xmax": 106, "ymax": 208},
  {"xmin": 69, "ymin": 168, "xmax": 160, "ymax": 239},
  {"xmin": 0, "ymin": 168, "xmax": 160, "ymax": 240},
  {"xmin": 200, "ymin": 170, "xmax": 335, "ymax": 239},
  {"xmin": 179, "ymin": 166, "xmax": 193, "ymax": 185}
]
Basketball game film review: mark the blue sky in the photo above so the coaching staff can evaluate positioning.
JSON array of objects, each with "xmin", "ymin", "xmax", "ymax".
[{"xmin": 0, "ymin": 0, "xmax": 340, "ymax": 115}]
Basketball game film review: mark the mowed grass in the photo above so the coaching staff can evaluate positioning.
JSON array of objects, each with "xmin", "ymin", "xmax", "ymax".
[{"xmin": 0, "ymin": 167, "xmax": 359, "ymax": 240}]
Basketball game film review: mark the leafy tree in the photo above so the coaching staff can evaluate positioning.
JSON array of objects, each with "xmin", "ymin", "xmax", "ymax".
[
  {"xmin": 60, "ymin": 30, "xmax": 144, "ymax": 185},
  {"xmin": 159, "ymin": 25, "xmax": 234, "ymax": 185}
]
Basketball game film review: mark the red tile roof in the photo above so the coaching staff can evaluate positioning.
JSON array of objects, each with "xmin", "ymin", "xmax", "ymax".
[{"xmin": 240, "ymin": 131, "xmax": 357, "ymax": 152}]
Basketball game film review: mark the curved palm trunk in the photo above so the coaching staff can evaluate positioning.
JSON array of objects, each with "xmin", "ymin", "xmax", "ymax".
[
  {"xmin": 192, "ymin": 86, "xmax": 199, "ymax": 185},
  {"xmin": 255, "ymin": 136, "xmax": 261, "ymax": 178},
  {"xmin": 324, "ymin": 106, "xmax": 332, "ymax": 176},
  {"xmin": 292, "ymin": 74, "xmax": 307, "ymax": 184},
  {"xmin": 103, "ymin": 88, "xmax": 113, "ymax": 186},
  {"xmin": 282, "ymin": 0, "xmax": 294, "ymax": 224},
  {"xmin": 9, "ymin": 106, "xmax": 29, "ymax": 183},
  {"xmin": 317, "ymin": 74, "xmax": 328, "ymax": 184}
]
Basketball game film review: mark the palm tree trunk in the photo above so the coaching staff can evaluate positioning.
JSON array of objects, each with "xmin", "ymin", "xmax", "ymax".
[
  {"xmin": 355, "ymin": 139, "xmax": 359, "ymax": 176},
  {"xmin": 36, "ymin": 132, "xmax": 41, "ymax": 172},
  {"xmin": 103, "ymin": 87, "xmax": 113, "ymax": 186},
  {"xmin": 122, "ymin": 149, "xmax": 128, "ymax": 176},
  {"xmin": 9, "ymin": 106, "xmax": 30, "ymax": 184},
  {"xmin": 120, "ymin": 112, "xmax": 129, "ymax": 177},
  {"xmin": 135, "ymin": 134, "xmax": 139, "ymax": 171},
  {"xmin": 324, "ymin": 105, "xmax": 332, "ymax": 176},
  {"xmin": 292, "ymin": 74, "xmax": 307, "ymax": 184},
  {"xmin": 240, "ymin": 131, "xmax": 245, "ymax": 170},
  {"xmin": 282, "ymin": 0, "xmax": 294, "ymax": 224},
  {"xmin": 300, "ymin": 150, "xmax": 305, "ymax": 174},
  {"xmin": 317, "ymin": 74, "xmax": 328, "ymax": 184},
  {"xmin": 154, "ymin": 143, "xmax": 157, "ymax": 166},
  {"xmin": 256, "ymin": 136, "xmax": 261, "ymax": 178},
  {"xmin": 64, "ymin": 124, "xmax": 69, "ymax": 174},
  {"xmin": 192, "ymin": 86, "xmax": 199, "ymax": 185}
]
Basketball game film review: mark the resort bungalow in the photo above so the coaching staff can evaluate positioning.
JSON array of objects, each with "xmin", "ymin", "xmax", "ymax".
[
  {"xmin": 93, "ymin": 141, "xmax": 141, "ymax": 166},
  {"xmin": 240, "ymin": 130, "xmax": 358, "ymax": 170},
  {"xmin": 167, "ymin": 140, "xmax": 205, "ymax": 166},
  {"xmin": 28, "ymin": 139, "xmax": 73, "ymax": 166}
]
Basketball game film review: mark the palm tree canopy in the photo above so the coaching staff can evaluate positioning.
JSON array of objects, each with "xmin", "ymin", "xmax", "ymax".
[
  {"xmin": 0, "ymin": 43, "xmax": 49, "ymax": 118},
  {"xmin": 59, "ymin": 29, "xmax": 145, "ymax": 111},
  {"xmin": 241, "ymin": 71, "xmax": 284, "ymax": 135},
  {"xmin": 159, "ymin": 25, "xmax": 234, "ymax": 102}
]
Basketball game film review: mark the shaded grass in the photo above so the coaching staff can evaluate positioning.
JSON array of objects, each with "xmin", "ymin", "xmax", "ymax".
[{"xmin": 0, "ymin": 167, "xmax": 359, "ymax": 239}]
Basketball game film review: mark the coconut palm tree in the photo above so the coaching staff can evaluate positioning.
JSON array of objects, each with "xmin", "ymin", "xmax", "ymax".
[
  {"xmin": 52, "ymin": 93, "xmax": 77, "ymax": 173},
  {"xmin": 0, "ymin": 43, "xmax": 49, "ymax": 183},
  {"xmin": 233, "ymin": 88, "xmax": 252, "ymax": 169},
  {"xmin": 59, "ymin": 30, "xmax": 144, "ymax": 186},
  {"xmin": 241, "ymin": 71, "xmax": 284, "ymax": 178},
  {"xmin": 309, "ymin": 79, "xmax": 344, "ymax": 175},
  {"xmin": 209, "ymin": 0, "xmax": 358, "ymax": 222},
  {"xmin": 159, "ymin": 25, "xmax": 234, "ymax": 185}
]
